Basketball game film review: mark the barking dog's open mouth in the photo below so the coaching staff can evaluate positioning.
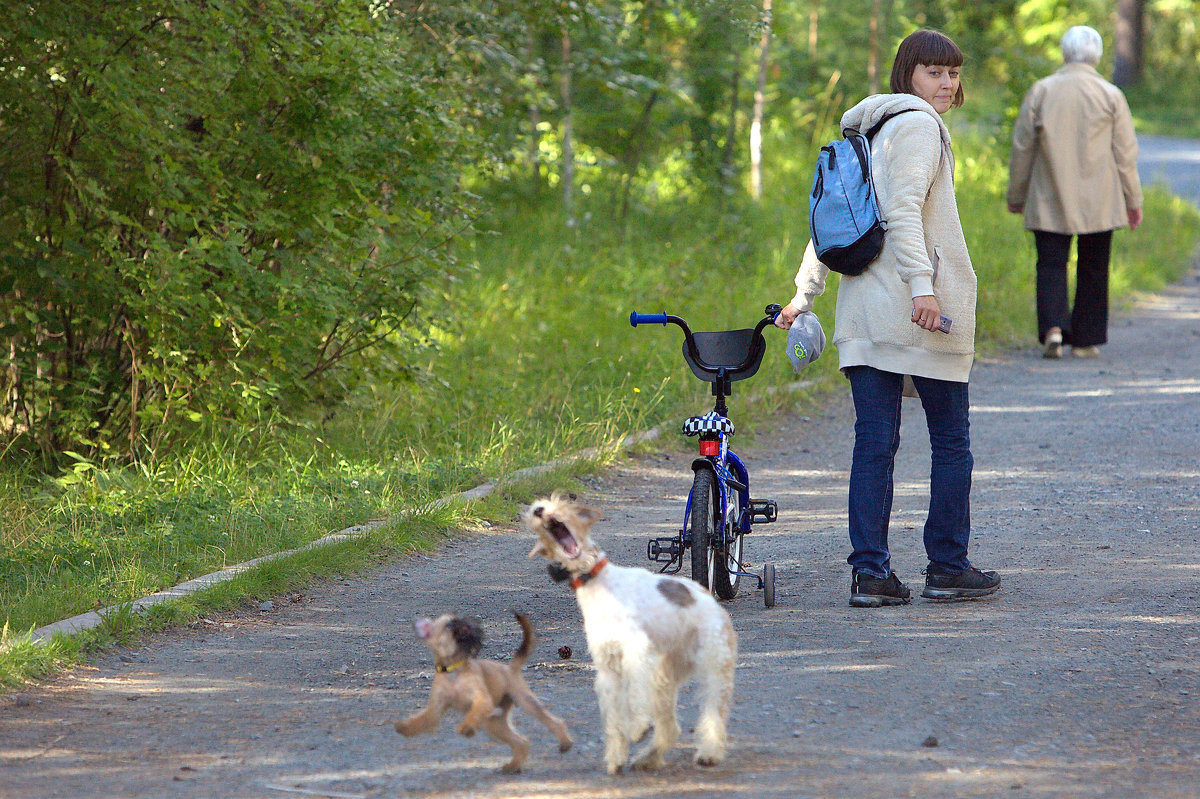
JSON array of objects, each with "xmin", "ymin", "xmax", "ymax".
[{"xmin": 548, "ymin": 519, "xmax": 580, "ymax": 557}]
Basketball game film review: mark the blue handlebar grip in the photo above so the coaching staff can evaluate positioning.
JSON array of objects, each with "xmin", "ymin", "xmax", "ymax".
[{"xmin": 630, "ymin": 312, "xmax": 668, "ymax": 327}]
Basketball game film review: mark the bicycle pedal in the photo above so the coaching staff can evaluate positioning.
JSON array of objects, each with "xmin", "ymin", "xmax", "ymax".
[
  {"xmin": 647, "ymin": 537, "xmax": 683, "ymax": 563},
  {"xmin": 747, "ymin": 499, "xmax": 778, "ymax": 523}
]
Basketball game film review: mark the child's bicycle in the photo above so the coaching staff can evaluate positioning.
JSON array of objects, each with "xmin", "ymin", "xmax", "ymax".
[{"xmin": 629, "ymin": 304, "xmax": 781, "ymax": 608}]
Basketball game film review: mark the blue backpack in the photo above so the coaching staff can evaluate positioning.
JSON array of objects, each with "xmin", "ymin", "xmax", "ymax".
[{"xmin": 808, "ymin": 110, "xmax": 916, "ymax": 276}]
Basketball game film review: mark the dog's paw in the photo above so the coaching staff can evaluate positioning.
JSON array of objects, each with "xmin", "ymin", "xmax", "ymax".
[
  {"xmin": 694, "ymin": 753, "xmax": 723, "ymax": 767},
  {"xmin": 558, "ymin": 738, "xmax": 573, "ymax": 753},
  {"xmin": 456, "ymin": 723, "xmax": 477, "ymax": 738},
  {"xmin": 631, "ymin": 752, "xmax": 664, "ymax": 771},
  {"xmin": 393, "ymin": 720, "xmax": 414, "ymax": 736},
  {"xmin": 500, "ymin": 761, "xmax": 523, "ymax": 774}
]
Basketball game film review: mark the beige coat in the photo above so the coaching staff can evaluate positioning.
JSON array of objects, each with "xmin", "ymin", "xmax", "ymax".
[
  {"xmin": 790, "ymin": 94, "xmax": 976, "ymax": 383},
  {"xmin": 1007, "ymin": 63, "xmax": 1143, "ymax": 235}
]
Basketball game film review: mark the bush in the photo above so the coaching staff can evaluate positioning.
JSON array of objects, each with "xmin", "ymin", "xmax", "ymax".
[{"xmin": 0, "ymin": 1, "xmax": 477, "ymax": 462}]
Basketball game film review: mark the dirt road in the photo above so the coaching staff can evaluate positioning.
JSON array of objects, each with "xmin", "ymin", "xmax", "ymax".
[{"xmin": 4, "ymin": 247, "xmax": 1200, "ymax": 799}]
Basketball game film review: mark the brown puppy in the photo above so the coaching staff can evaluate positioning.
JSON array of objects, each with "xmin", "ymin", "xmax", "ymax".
[{"xmin": 393, "ymin": 611, "xmax": 573, "ymax": 773}]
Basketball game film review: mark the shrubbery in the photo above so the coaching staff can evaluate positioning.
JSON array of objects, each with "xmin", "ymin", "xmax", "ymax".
[{"xmin": 0, "ymin": 2, "xmax": 484, "ymax": 462}]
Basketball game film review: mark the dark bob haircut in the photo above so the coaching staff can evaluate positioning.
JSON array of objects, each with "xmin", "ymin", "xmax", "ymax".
[{"xmin": 890, "ymin": 29, "xmax": 965, "ymax": 109}]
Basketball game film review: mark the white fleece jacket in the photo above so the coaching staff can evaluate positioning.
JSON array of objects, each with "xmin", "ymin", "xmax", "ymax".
[{"xmin": 790, "ymin": 94, "xmax": 977, "ymax": 382}]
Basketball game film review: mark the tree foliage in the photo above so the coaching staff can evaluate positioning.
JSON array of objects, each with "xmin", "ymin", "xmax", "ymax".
[
  {"xmin": 0, "ymin": 1, "xmax": 488, "ymax": 461},
  {"xmin": 2, "ymin": 0, "xmax": 1197, "ymax": 465}
]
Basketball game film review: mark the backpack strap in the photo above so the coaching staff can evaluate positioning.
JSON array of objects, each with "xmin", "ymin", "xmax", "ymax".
[
  {"xmin": 862, "ymin": 108, "xmax": 920, "ymax": 140},
  {"xmin": 861, "ymin": 108, "xmax": 948, "ymax": 188}
]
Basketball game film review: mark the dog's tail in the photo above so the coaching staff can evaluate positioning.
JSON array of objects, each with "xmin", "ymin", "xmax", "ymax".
[{"xmin": 510, "ymin": 611, "xmax": 534, "ymax": 672}]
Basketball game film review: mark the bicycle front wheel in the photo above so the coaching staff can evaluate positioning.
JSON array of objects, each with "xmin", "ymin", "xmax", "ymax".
[{"xmin": 690, "ymin": 468, "xmax": 719, "ymax": 591}]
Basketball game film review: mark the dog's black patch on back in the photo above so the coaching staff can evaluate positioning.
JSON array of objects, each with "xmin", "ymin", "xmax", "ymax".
[
  {"xmin": 657, "ymin": 579, "xmax": 695, "ymax": 607},
  {"xmin": 449, "ymin": 616, "xmax": 485, "ymax": 657}
]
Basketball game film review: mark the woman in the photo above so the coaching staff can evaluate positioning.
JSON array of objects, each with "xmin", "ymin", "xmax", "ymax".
[
  {"xmin": 776, "ymin": 29, "xmax": 999, "ymax": 607},
  {"xmin": 1007, "ymin": 25, "xmax": 1143, "ymax": 359}
]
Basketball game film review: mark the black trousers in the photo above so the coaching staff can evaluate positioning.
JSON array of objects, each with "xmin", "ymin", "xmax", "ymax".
[{"xmin": 1033, "ymin": 229, "xmax": 1114, "ymax": 347}]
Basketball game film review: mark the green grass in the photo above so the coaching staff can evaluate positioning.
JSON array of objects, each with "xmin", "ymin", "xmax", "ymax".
[
  {"xmin": 1127, "ymin": 82, "xmax": 1200, "ymax": 140},
  {"xmin": 3, "ymin": 115, "xmax": 1199, "ymax": 687},
  {"xmin": 0, "ymin": 498, "xmax": 483, "ymax": 688}
]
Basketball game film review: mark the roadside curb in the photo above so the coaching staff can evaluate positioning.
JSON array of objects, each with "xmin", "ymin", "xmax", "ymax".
[{"xmin": 20, "ymin": 427, "xmax": 664, "ymax": 647}]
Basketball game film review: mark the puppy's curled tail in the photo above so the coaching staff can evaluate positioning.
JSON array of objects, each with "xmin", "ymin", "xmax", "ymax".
[{"xmin": 510, "ymin": 611, "xmax": 535, "ymax": 672}]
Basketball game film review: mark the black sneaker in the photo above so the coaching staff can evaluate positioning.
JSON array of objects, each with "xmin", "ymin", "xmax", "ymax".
[
  {"xmin": 921, "ymin": 566, "xmax": 1001, "ymax": 600},
  {"xmin": 849, "ymin": 570, "xmax": 912, "ymax": 608}
]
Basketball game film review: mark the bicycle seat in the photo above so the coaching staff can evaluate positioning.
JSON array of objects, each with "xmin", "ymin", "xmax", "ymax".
[
  {"xmin": 683, "ymin": 412, "xmax": 735, "ymax": 437},
  {"xmin": 682, "ymin": 329, "xmax": 766, "ymax": 383}
]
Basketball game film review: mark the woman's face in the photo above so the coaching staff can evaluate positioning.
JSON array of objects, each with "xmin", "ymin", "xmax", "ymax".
[{"xmin": 910, "ymin": 64, "xmax": 960, "ymax": 114}]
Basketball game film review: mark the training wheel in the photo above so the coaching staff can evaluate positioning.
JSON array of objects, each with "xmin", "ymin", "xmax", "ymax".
[{"xmin": 763, "ymin": 563, "xmax": 776, "ymax": 608}]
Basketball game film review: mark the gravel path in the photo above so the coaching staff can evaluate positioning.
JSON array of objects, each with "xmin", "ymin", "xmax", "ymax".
[
  {"xmin": 4, "ymin": 259, "xmax": 1199, "ymax": 798},
  {"xmin": 3, "ymin": 139, "xmax": 1199, "ymax": 798},
  {"xmin": 1137, "ymin": 135, "xmax": 1200, "ymax": 202}
]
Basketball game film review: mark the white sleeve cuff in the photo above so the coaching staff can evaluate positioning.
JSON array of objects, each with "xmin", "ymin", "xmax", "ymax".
[{"xmin": 909, "ymin": 276, "xmax": 935, "ymax": 298}]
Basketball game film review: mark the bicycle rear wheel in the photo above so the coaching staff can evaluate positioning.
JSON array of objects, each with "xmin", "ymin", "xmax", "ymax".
[
  {"xmin": 690, "ymin": 468, "xmax": 719, "ymax": 591},
  {"xmin": 712, "ymin": 487, "xmax": 743, "ymax": 600}
]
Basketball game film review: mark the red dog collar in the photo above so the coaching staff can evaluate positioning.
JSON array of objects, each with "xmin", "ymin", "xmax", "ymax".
[{"xmin": 570, "ymin": 557, "xmax": 609, "ymax": 590}]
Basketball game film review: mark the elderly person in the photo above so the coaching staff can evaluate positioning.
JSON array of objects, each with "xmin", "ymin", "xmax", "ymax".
[{"xmin": 1007, "ymin": 25, "xmax": 1143, "ymax": 359}]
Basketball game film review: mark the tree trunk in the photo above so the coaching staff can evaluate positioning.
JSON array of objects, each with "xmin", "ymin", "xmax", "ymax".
[
  {"xmin": 528, "ymin": 31, "xmax": 541, "ymax": 197},
  {"xmin": 867, "ymin": 0, "xmax": 881, "ymax": 94},
  {"xmin": 1113, "ymin": 0, "xmax": 1145, "ymax": 87},
  {"xmin": 808, "ymin": 0, "xmax": 819, "ymax": 57},
  {"xmin": 560, "ymin": 28, "xmax": 574, "ymax": 226},
  {"xmin": 750, "ymin": 0, "xmax": 773, "ymax": 201},
  {"xmin": 529, "ymin": 103, "xmax": 541, "ymax": 197},
  {"xmin": 720, "ymin": 62, "xmax": 740, "ymax": 201},
  {"xmin": 618, "ymin": 90, "xmax": 661, "ymax": 223}
]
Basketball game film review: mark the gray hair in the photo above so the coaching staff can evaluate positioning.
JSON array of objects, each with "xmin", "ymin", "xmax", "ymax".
[{"xmin": 1061, "ymin": 26, "xmax": 1103, "ymax": 65}]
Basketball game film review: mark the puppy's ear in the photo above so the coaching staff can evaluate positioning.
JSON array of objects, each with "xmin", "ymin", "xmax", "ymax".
[
  {"xmin": 414, "ymin": 617, "xmax": 432, "ymax": 639},
  {"xmin": 577, "ymin": 506, "xmax": 602, "ymax": 525}
]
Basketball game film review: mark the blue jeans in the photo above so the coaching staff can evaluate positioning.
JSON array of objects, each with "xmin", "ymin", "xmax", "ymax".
[{"xmin": 846, "ymin": 366, "xmax": 973, "ymax": 578}]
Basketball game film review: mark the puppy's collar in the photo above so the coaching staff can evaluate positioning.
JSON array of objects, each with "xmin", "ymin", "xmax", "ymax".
[
  {"xmin": 569, "ymin": 556, "xmax": 609, "ymax": 590},
  {"xmin": 436, "ymin": 659, "xmax": 467, "ymax": 674}
]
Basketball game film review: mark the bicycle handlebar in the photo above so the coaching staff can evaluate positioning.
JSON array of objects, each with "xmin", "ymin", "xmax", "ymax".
[
  {"xmin": 629, "ymin": 312, "xmax": 670, "ymax": 327},
  {"xmin": 629, "ymin": 304, "xmax": 782, "ymax": 377}
]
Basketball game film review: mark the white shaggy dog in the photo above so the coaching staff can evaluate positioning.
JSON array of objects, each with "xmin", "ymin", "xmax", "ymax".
[{"xmin": 525, "ymin": 493, "xmax": 736, "ymax": 774}]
